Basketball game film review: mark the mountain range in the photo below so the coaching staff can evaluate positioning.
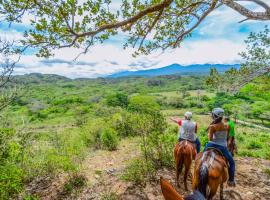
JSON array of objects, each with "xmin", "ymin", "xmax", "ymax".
[{"xmin": 108, "ymin": 63, "xmax": 240, "ymax": 78}]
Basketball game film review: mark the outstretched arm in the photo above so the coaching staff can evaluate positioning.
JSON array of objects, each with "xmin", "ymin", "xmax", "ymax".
[{"xmin": 170, "ymin": 116, "xmax": 180, "ymax": 124}]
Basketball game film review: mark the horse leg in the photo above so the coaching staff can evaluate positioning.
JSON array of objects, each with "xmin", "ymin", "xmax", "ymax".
[
  {"xmin": 183, "ymin": 154, "xmax": 192, "ymax": 191},
  {"xmin": 220, "ymin": 183, "xmax": 224, "ymax": 200},
  {"xmin": 176, "ymin": 155, "xmax": 183, "ymax": 187},
  {"xmin": 207, "ymin": 178, "xmax": 219, "ymax": 200}
]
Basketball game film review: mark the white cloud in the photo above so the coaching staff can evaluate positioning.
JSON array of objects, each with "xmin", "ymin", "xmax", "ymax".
[
  {"xmin": 6, "ymin": 0, "xmax": 270, "ymax": 78},
  {"xmin": 14, "ymin": 38, "xmax": 245, "ymax": 78}
]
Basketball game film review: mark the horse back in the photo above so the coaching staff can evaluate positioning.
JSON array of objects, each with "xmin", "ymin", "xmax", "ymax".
[
  {"xmin": 175, "ymin": 140, "xmax": 196, "ymax": 157},
  {"xmin": 194, "ymin": 150, "xmax": 228, "ymax": 180}
]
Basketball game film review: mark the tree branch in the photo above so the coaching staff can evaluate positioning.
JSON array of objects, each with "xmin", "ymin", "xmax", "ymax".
[
  {"xmin": 138, "ymin": 8, "xmax": 164, "ymax": 50},
  {"xmin": 173, "ymin": 0, "xmax": 218, "ymax": 48},
  {"xmin": 222, "ymin": 0, "xmax": 270, "ymax": 20},
  {"xmin": 231, "ymin": 65, "xmax": 270, "ymax": 93},
  {"xmin": 60, "ymin": 0, "xmax": 173, "ymax": 48}
]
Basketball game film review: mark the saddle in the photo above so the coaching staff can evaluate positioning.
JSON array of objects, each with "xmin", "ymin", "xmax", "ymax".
[
  {"xmin": 205, "ymin": 147, "xmax": 224, "ymax": 157},
  {"xmin": 204, "ymin": 147, "xmax": 229, "ymax": 167},
  {"xmin": 178, "ymin": 140, "xmax": 197, "ymax": 158},
  {"xmin": 179, "ymin": 139, "xmax": 196, "ymax": 148}
]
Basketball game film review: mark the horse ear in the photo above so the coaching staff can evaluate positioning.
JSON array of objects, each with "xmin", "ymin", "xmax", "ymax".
[{"xmin": 160, "ymin": 177, "xmax": 184, "ymax": 200}]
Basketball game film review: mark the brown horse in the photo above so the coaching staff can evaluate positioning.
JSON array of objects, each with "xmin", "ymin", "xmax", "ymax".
[
  {"xmin": 192, "ymin": 149, "xmax": 228, "ymax": 200},
  {"xmin": 160, "ymin": 177, "xmax": 205, "ymax": 200},
  {"xmin": 174, "ymin": 140, "xmax": 196, "ymax": 190}
]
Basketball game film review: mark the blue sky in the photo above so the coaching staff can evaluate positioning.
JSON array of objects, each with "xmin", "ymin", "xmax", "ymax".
[{"xmin": 1, "ymin": 0, "xmax": 269, "ymax": 78}]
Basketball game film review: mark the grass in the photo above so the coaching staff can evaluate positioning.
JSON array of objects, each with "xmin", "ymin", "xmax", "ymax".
[
  {"xmin": 101, "ymin": 192, "xmax": 119, "ymax": 200},
  {"xmin": 150, "ymin": 90, "xmax": 215, "ymax": 98},
  {"xmin": 264, "ymin": 168, "xmax": 270, "ymax": 177}
]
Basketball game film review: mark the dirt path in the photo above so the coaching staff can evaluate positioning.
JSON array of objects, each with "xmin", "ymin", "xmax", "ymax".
[
  {"xmin": 71, "ymin": 138, "xmax": 270, "ymax": 200},
  {"xmin": 25, "ymin": 137, "xmax": 270, "ymax": 200},
  {"xmin": 80, "ymin": 137, "xmax": 140, "ymax": 187},
  {"xmin": 236, "ymin": 119, "xmax": 270, "ymax": 132}
]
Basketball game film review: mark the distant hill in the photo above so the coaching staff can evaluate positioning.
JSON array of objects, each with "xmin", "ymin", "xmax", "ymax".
[
  {"xmin": 107, "ymin": 63, "xmax": 240, "ymax": 78},
  {"xmin": 14, "ymin": 73, "xmax": 71, "ymax": 84}
]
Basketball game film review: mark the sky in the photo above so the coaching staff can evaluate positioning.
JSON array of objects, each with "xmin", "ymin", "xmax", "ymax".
[{"xmin": 0, "ymin": 0, "xmax": 269, "ymax": 78}]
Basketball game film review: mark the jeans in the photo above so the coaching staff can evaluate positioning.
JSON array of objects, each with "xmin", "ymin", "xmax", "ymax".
[
  {"xmin": 204, "ymin": 142, "xmax": 235, "ymax": 182},
  {"xmin": 178, "ymin": 137, "xmax": 201, "ymax": 153}
]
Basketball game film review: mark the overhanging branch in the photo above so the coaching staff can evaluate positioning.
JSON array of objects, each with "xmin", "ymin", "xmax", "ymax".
[{"xmin": 222, "ymin": 0, "xmax": 270, "ymax": 20}]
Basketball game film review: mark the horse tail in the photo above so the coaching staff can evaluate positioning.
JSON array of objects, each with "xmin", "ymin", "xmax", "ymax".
[
  {"xmin": 198, "ymin": 163, "xmax": 208, "ymax": 197},
  {"xmin": 178, "ymin": 148, "xmax": 184, "ymax": 174}
]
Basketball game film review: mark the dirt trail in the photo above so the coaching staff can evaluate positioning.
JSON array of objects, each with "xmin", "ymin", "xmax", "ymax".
[
  {"xmin": 80, "ymin": 137, "xmax": 140, "ymax": 186},
  {"xmin": 25, "ymin": 137, "xmax": 270, "ymax": 200},
  {"xmin": 73, "ymin": 139, "xmax": 270, "ymax": 200}
]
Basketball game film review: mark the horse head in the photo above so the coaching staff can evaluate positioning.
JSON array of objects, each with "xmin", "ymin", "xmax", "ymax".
[{"xmin": 160, "ymin": 177, "xmax": 205, "ymax": 200}]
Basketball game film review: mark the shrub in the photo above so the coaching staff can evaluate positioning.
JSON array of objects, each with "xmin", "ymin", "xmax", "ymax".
[
  {"xmin": 63, "ymin": 174, "xmax": 86, "ymax": 195},
  {"xmin": 106, "ymin": 92, "xmax": 128, "ymax": 108},
  {"xmin": 52, "ymin": 97, "xmax": 83, "ymax": 105},
  {"xmin": 167, "ymin": 97, "xmax": 184, "ymax": 108},
  {"xmin": 122, "ymin": 158, "xmax": 156, "ymax": 185},
  {"xmin": 236, "ymin": 134, "xmax": 245, "ymax": 142},
  {"xmin": 0, "ymin": 163, "xmax": 24, "ymax": 200},
  {"xmin": 93, "ymin": 104, "xmax": 122, "ymax": 117},
  {"xmin": 264, "ymin": 168, "xmax": 270, "ymax": 177},
  {"xmin": 101, "ymin": 128, "xmax": 119, "ymax": 151},
  {"xmin": 83, "ymin": 118, "xmax": 107, "ymax": 149},
  {"xmin": 111, "ymin": 111, "xmax": 141, "ymax": 137},
  {"xmin": 247, "ymin": 140, "xmax": 263, "ymax": 149},
  {"xmin": 198, "ymin": 127, "xmax": 208, "ymax": 147},
  {"xmin": 0, "ymin": 128, "xmax": 16, "ymax": 160},
  {"xmin": 128, "ymin": 95, "xmax": 160, "ymax": 114},
  {"xmin": 158, "ymin": 131, "xmax": 177, "ymax": 168},
  {"xmin": 101, "ymin": 192, "xmax": 119, "ymax": 200}
]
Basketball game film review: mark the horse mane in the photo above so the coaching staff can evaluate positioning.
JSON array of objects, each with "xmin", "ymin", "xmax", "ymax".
[{"xmin": 184, "ymin": 190, "xmax": 205, "ymax": 200}]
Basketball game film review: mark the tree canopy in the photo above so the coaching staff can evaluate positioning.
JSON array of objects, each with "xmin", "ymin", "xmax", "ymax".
[
  {"xmin": 206, "ymin": 26, "xmax": 270, "ymax": 93},
  {"xmin": 0, "ymin": 0, "xmax": 269, "ymax": 57}
]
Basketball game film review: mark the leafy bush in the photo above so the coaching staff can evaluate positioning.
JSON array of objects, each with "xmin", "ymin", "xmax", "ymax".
[
  {"xmin": 83, "ymin": 118, "xmax": 107, "ymax": 149},
  {"xmin": 101, "ymin": 192, "xmax": 119, "ymax": 200},
  {"xmin": 247, "ymin": 140, "xmax": 263, "ymax": 149},
  {"xmin": 52, "ymin": 97, "xmax": 83, "ymax": 105},
  {"xmin": 0, "ymin": 128, "xmax": 16, "ymax": 160},
  {"xmin": 158, "ymin": 131, "xmax": 177, "ymax": 167},
  {"xmin": 264, "ymin": 168, "xmax": 270, "ymax": 178},
  {"xmin": 101, "ymin": 128, "xmax": 119, "ymax": 151},
  {"xmin": 63, "ymin": 174, "xmax": 86, "ymax": 195},
  {"xmin": 128, "ymin": 95, "xmax": 160, "ymax": 114},
  {"xmin": 0, "ymin": 163, "xmax": 24, "ymax": 200},
  {"xmin": 93, "ymin": 104, "xmax": 122, "ymax": 117},
  {"xmin": 111, "ymin": 111, "xmax": 141, "ymax": 137},
  {"xmin": 106, "ymin": 92, "xmax": 128, "ymax": 108},
  {"xmin": 198, "ymin": 127, "xmax": 208, "ymax": 147},
  {"xmin": 122, "ymin": 158, "xmax": 156, "ymax": 185},
  {"xmin": 167, "ymin": 97, "xmax": 184, "ymax": 108},
  {"xmin": 236, "ymin": 134, "xmax": 245, "ymax": 142}
]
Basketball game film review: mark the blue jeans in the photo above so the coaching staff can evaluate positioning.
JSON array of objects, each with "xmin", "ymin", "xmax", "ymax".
[
  {"xmin": 178, "ymin": 137, "xmax": 201, "ymax": 153},
  {"xmin": 204, "ymin": 142, "xmax": 235, "ymax": 182}
]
